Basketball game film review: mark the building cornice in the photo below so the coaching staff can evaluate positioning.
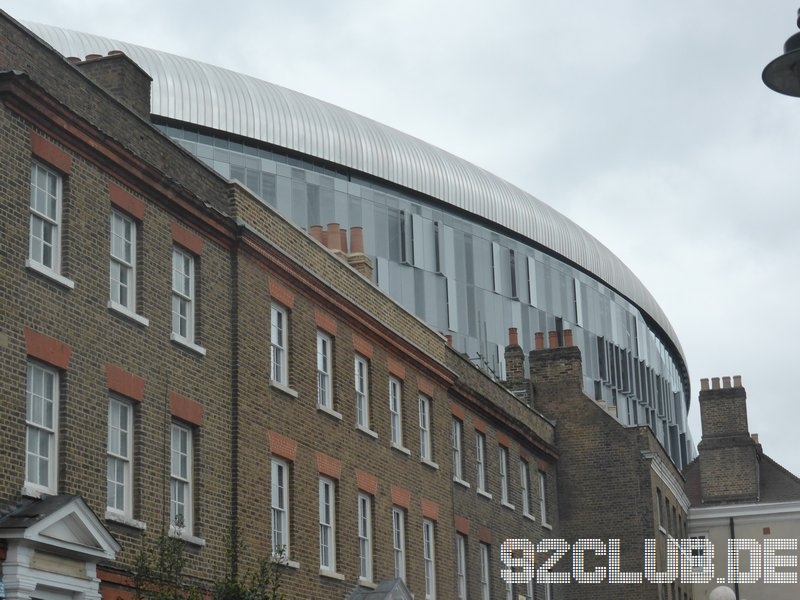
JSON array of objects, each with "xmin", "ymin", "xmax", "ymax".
[{"xmin": 689, "ymin": 499, "xmax": 800, "ymax": 527}]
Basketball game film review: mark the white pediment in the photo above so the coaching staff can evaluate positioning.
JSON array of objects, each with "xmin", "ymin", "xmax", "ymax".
[
  {"xmin": 0, "ymin": 495, "xmax": 120, "ymax": 561},
  {"xmin": 349, "ymin": 578, "xmax": 414, "ymax": 600}
]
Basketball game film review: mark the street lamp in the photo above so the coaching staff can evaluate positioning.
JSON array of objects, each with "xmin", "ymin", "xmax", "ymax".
[{"xmin": 763, "ymin": 9, "xmax": 800, "ymax": 96}]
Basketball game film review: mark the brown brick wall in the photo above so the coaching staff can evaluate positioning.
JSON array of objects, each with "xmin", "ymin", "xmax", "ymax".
[
  {"xmin": 0, "ymin": 100, "xmax": 236, "ymax": 579},
  {"xmin": 532, "ymin": 344, "xmax": 691, "ymax": 600}
]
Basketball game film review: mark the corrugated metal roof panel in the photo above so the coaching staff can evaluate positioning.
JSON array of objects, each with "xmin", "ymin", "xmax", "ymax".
[{"xmin": 25, "ymin": 22, "xmax": 683, "ymax": 364}]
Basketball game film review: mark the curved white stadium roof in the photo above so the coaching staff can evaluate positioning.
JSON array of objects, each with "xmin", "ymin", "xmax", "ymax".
[{"xmin": 27, "ymin": 22, "xmax": 685, "ymax": 366}]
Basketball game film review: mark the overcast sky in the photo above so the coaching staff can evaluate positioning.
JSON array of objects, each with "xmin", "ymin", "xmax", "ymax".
[{"xmin": 6, "ymin": 1, "xmax": 800, "ymax": 476}]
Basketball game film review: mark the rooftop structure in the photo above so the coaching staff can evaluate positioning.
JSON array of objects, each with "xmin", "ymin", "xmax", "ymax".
[{"xmin": 27, "ymin": 23, "xmax": 693, "ymax": 467}]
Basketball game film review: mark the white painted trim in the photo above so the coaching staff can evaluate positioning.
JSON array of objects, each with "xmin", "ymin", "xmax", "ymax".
[
  {"xmin": 689, "ymin": 499, "xmax": 800, "ymax": 527},
  {"xmin": 642, "ymin": 450, "xmax": 690, "ymax": 512}
]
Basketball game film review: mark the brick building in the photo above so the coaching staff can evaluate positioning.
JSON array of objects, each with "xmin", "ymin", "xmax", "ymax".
[
  {"xmin": 684, "ymin": 377, "xmax": 800, "ymax": 600},
  {"xmin": 0, "ymin": 12, "xmax": 559, "ymax": 600},
  {"xmin": 504, "ymin": 330, "xmax": 692, "ymax": 600}
]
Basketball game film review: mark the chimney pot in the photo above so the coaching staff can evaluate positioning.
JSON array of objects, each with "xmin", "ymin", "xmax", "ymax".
[
  {"xmin": 85, "ymin": 53, "xmax": 102, "ymax": 61},
  {"xmin": 66, "ymin": 56, "xmax": 81, "ymax": 64},
  {"xmin": 309, "ymin": 225, "xmax": 323, "ymax": 243},
  {"xmin": 534, "ymin": 332, "xmax": 545, "ymax": 351},
  {"xmin": 508, "ymin": 328, "xmax": 518, "ymax": 347},
  {"xmin": 751, "ymin": 433, "xmax": 760, "ymax": 444},
  {"xmin": 350, "ymin": 226, "xmax": 365, "ymax": 253},
  {"xmin": 548, "ymin": 331, "xmax": 558, "ymax": 349},
  {"xmin": 722, "ymin": 376, "xmax": 731, "ymax": 389},
  {"xmin": 700, "ymin": 378, "xmax": 709, "ymax": 391},
  {"xmin": 564, "ymin": 329, "xmax": 573, "ymax": 347},
  {"xmin": 445, "ymin": 335, "xmax": 453, "ymax": 347},
  {"xmin": 711, "ymin": 377, "xmax": 720, "ymax": 390},
  {"xmin": 733, "ymin": 375, "xmax": 742, "ymax": 387},
  {"xmin": 327, "ymin": 223, "xmax": 341, "ymax": 252},
  {"xmin": 340, "ymin": 229, "xmax": 348, "ymax": 254}
]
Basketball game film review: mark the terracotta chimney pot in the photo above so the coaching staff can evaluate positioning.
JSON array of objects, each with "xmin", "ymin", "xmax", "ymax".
[
  {"xmin": 327, "ymin": 223, "xmax": 341, "ymax": 252},
  {"xmin": 534, "ymin": 332, "xmax": 544, "ymax": 351},
  {"xmin": 548, "ymin": 331, "xmax": 558, "ymax": 349},
  {"xmin": 350, "ymin": 226, "xmax": 365, "ymax": 253}
]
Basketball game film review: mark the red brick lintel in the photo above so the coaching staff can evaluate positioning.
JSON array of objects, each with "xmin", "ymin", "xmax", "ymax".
[
  {"xmin": 169, "ymin": 391, "xmax": 204, "ymax": 426},
  {"xmin": 105, "ymin": 364, "xmax": 145, "ymax": 402},
  {"xmin": 31, "ymin": 132, "xmax": 73, "ymax": 173},
  {"xmin": 24, "ymin": 328, "xmax": 71, "ymax": 370}
]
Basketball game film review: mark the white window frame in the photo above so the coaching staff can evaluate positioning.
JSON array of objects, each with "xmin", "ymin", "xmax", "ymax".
[
  {"xmin": 28, "ymin": 161, "xmax": 64, "ymax": 278},
  {"xmin": 171, "ymin": 247, "xmax": 196, "ymax": 344},
  {"xmin": 539, "ymin": 470, "xmax": 549, "ymax": 526},
  {"xmin": 317, "ymin": 331, "xmax": 333, "ymax": 410},
  {"xmin": 476, "ymin": 431, "xmax": 489, "ymax": 495},
  {"xmin": 355, "ymin": 355, "xmax": 370, "ymax": 430},
  {"xmin": 270, "ymin": 304, "xmax": 288, "ymax": 386},
  {"xmin": 170, "ymin": 422, "xmax": 193, "ymax": 533},
  {"xmin": 357, "ymin": 493, "xmax": 373, "ymax": 583},
  {"xmin": 319, "ymin": 476, "xmax": 336, "ymax": 572},
  {"xmin": 389, "ymin": 377, "xmax": 403, "ymax": 448},
  {"xmin": 423, "ymin": 519, "xmax": 436, "ymax": 599},
  {"xmin": 520, "ymin": 460, "xmax": 532, "ymax": 518},
  {"xmin": 107, "ymin": 396, "xmax": 133, "ymax": 517},
  {"xmin": 499, "ymin": 446, "xmax": 513, "ymax": 508},
  {"xmin": 392, "ymin": 507, "xmax": 406, "ymax": 581},
  {"xmin": 419, "ymin": 395, "xmax": 432, "ymax": 462},
  {"xmin": 271, "ymin": 458, "xmax": 290, "ymax": 559},
  {"xmin": 109, "ymin": 210, "xmax": 137, "ymax": 313},
  {"xmin": 456, "ymin": 534, "xmax": 468, "ymax": 600},
  {"xmin": 25, "ymin": 361, "xmax": 58, "ymax": 496},
  {"xmin": 480, "ymin": 542, "xmax": 491, "ymax": 600},
  {"xmin": 452, "ymin": 418, "xmax": 465, "ymax": 482}
]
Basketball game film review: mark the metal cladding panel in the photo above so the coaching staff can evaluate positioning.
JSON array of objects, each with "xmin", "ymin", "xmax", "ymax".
[{"xmin": 25, "ymin": 22, "xmax": 684, "ymax": 365}]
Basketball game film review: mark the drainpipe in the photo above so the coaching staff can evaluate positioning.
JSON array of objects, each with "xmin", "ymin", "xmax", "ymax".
[{"xmin": 729, "ymin": 517, "xmax": 739, "ymax": 600}]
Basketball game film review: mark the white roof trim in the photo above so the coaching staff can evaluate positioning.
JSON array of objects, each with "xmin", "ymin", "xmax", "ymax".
[{"xmin": 0, "ymin": 496, "xmax": 120, "ymax": 561}]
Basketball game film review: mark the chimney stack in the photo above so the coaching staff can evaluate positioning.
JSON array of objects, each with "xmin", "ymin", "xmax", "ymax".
[
  {"xmin": 74, "ymin": 51, "xmax": 152, "ymax": 120},
  {"xmin": 697, "ymin": 375, "xmax": 759, "ymax": 504}
]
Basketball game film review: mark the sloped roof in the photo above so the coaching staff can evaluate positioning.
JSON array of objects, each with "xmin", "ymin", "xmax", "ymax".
[{"xmin": 684, "ymin": 453, "xmax": 800, "ymax": 506}]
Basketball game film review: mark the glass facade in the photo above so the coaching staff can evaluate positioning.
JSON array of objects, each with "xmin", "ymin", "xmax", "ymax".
[{"xmin": 159, "ymin": 121, "xmax": 693, "ymax": 468}]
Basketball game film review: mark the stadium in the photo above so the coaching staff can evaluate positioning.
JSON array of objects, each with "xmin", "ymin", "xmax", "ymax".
[{"xmin": 28, "ymin": 22, "xmax": 693, "ymax": 469}]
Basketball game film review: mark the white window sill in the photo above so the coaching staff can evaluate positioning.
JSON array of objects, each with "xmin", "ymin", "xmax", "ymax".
[
  {"xmin": 108, "ymin": 300, "xmax": 150, "ymax": 327},
  {"xmin": 270, "ymin": 380, "xmax": 298, "ymax": 398},
  {"xmin": 523, "ymin": 512, "xmax": 536, "ymax": 522},
  {"xmin": 542, "ymin": 521, "xmax": 553, "ymax": 531},
  {"xmin": 105, "ymin": 510, "xmax": 147, "ymax": 530},
  {"xmin": 502, "ymin": 501, "xmax": 516, "ymax": 511},
  {"xmin": 477, "ymin": 489, "xmax": 493, "ymax": 501},
  {"xmin": 391, "ymin": 443, "xmax": 411, "ymax": 456},
  {"xmin": 356, "ymin": 424, "xmax": 378, "ymax": 439},
  {"xmin": 170, "ymin": 333, "xmax": 207, "ymax": 356},
  {"xmin": 271, "ymin": 556, "xmax": 300, "ymax": 570},
  {"xmin": 26, "ymin": 260, "xmax": 75, "ymax": 289},
  {"xmin": 453, "ymin": 477, "xmax": 471, "ymax": 489},
  {"xmin": 319, "ymin": 568, "xmax": 345, "ymax": 581},
  {"xmin": 21, "ymin": 482, "xmax": 55, "ymax": 499},
  {"xmin": 317, "ymin": 405, "xmax": 343, "ymax": 420},
  {"xmin": 169, "ymin": 525, "xmax": 206, "ymax": 547},
  {"xmin": 357, "ymin": 578, "xmax": 378, "ymax": 589},
  {"xmin": 421, "ymin": 458, "xmax": 439, "ymax": 470}
]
